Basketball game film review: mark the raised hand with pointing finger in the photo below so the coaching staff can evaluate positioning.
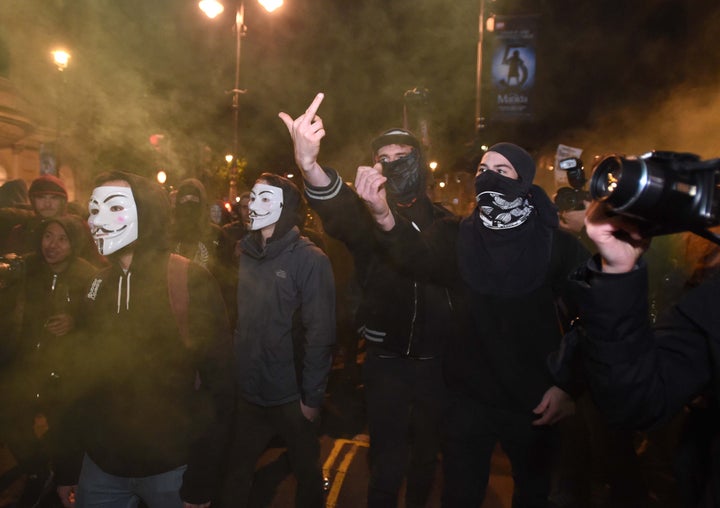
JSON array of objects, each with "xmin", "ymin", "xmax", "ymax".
[
  {"xmin": 278, "ymin": 92, "xmax": 330, "ymax": 187},
  {"xmin": 279, "ymin": 103, "xmax": 455, "ymax": 507}
]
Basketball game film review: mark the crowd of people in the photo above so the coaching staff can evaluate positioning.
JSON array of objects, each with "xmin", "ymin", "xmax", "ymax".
[{"xmin": 0, "ymin": 90, "xmax": 719, "ymax": 508}]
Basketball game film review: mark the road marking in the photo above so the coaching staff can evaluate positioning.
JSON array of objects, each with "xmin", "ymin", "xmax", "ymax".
[{"xmin": 323, "ymin": 437, "xmax": 369, "ymax": 507}]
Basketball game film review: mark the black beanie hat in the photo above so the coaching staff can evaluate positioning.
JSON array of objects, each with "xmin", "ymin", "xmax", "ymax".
[
  {"xmin": 487, "ymin": 142, "xmax": 536, "ymax": 194},
  {"xmin": 371, "ymin": 128, "xmax": 420, "ymax": 154},
  {"xmin": 176, "ymin": 178, "xmax": 207, "ymax": 206},
  {"xmin": 29, "ymin": 175, "xmax": 68, "ymax": 199}
]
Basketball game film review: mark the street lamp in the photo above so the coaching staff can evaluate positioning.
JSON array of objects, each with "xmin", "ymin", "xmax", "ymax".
[
  {"xmin": 46, "ymin": 48, "xmax": 71, "ymax": 177},
  {"xmin": 199, "ymin": 0, "xmax": 283, "ymax": 198},
  {"xmin": 475, "ymin": 0, "xmax": 486, "ymax": 133},
  {"xmin": 51, "ymin": 49, "xmax": 71, "ymax": 71}
]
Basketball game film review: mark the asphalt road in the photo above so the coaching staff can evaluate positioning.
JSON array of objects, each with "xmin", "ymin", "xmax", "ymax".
[{"xmin": 246, "ymin": 368, "xmax": 516, "ymax": 508}]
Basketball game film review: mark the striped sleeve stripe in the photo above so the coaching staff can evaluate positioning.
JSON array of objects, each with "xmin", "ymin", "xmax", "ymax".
[
  {"xmin": 362, "ymin": 327, "xmax": 386, "ymax": 343},
  {"xmin": 304, "ymin": 174, "xmax": 343, "ymax": 201}
]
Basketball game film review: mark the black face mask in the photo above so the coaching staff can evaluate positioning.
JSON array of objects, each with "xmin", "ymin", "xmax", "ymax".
[
  {"xmin": 381, "ymin": 149, "xmax": 424, "ymax": 205},
  {"xmin": 174, "ymin": 203, "xmax": 204, "ymax": 239},
  {"xmin": 474, "ymin": 170, "xmax": 527, "ymax": 201}
]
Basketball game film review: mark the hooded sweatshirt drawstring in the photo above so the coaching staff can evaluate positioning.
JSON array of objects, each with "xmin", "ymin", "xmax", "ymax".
[{"xmin": 116, "ymin": 272, "xmax": 132, "ymax": 314}]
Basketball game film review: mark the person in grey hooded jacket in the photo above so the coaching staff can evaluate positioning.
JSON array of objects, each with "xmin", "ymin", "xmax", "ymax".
[{"xmin": 221, "ymin": 173, "xmax": 335, "ymax": 508}]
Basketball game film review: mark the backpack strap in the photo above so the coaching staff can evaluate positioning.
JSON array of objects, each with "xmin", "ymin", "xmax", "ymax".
[{"xmin": 167, "ymin": 253, "xmax": 191, "ymax": 348}]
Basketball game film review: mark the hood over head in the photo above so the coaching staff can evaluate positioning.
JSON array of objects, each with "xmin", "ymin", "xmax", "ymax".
[
  {"xmin": 92, "ymin": 170, "xmax": 171, "ymax": 254},
  {"xmin": 0, "ymin": 179, "xmax": 30, "ymax": 208},
  {"xmin": 486, "ymin": 142, "xmax": 536, "ymax": 195},
  {"xmin": 173, "ymin": 178, "xmax": 210, "ymax": 239},
  {"xmin": 37, "ymin": 214, "xmax": 88, "ymax": 259},
  {"xmin": 256, "ymin": 172, "xmax": 302, "ymax": 242},
  {"xmin": 175, "ymin": 178, "xmax": 208, "ymax": 208}
]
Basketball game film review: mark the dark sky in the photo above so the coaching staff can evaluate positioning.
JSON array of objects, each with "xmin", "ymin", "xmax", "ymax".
[{"xmin": 2, "ymin": 0, "xmax": 720, "ymax": 194}]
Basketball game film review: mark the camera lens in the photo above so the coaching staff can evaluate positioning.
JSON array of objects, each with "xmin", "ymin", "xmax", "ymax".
[
  {"xmin": 590, "ymin": 155, "xmax": 648, "ymax": 211},
  {"xmin": 590, "ymin": 156, "xmax": 620, "ymax": 199},
  {"xmin": 588, "ymin": 152, "xmax": 717, "ymax": 235}
]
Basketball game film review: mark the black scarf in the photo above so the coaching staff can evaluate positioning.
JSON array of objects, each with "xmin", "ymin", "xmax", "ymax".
[
  {"xmin": 457, "ymin": 183, "xmax": 559, "ymax": 296},
  {"xmin": 382, "ymin": 149, "xmax": 426, "ymax": 206}
]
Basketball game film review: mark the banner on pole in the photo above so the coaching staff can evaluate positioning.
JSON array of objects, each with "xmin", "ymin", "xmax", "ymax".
[{"xmin": 486, "ymin": 15, "xmax": 538, "ymax": 123}]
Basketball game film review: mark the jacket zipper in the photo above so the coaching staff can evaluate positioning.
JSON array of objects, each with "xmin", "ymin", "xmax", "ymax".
[{"xmin": 405, "ymin": 280, "xmax": 418, "ymax": 356}]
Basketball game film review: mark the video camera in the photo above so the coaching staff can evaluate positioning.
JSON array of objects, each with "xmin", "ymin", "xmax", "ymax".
[
  {"xmin": 554, "ymin": 157, "xmax": 590, "ymax": 212},
  {"xmin": 589, "ymin": 151, "xmax": 720, "ymax": 243}
]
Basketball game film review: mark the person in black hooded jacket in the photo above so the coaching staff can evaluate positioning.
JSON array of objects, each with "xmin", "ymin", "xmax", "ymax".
[
  {"xmin": 171, "ymin": 178, "xmax": 237, "ymax": 322},
  {"xmin": 53, "ymin": 171, "xmax": 234, "ymax": 508},
  {"xmin": 356, "ymin": 141, "xmax": 589, "ymax": 507},
  {"xmin": 553, "ymin": 200, "xmax": 720, "ymax": 507},
  {"xmin": 280, "ymin": 93, "xmax": 455, "ymax": 508}
]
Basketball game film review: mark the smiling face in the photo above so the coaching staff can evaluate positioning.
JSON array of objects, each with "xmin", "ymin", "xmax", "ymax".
[
  {"xmin": 87, "ymin": 180, "xmax": 139, "ymax": 256},
  {"xmin": 248, "ymin": 181, "xmax": 283, "ymax": 232},
  {"xmin": 41, "ymin": 221, "xmax": 72, "ymax": 269}
]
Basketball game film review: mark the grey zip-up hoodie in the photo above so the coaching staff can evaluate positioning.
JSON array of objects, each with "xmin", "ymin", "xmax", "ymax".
[{"xmin": 234, "ymin": 226, "xmax": 335, "ymax": 408}]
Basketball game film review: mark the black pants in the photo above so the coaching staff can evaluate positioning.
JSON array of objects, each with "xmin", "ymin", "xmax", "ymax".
[
  {"xmin": 363, "ymin": 350, "xmax": 447, "ymax": 508},
  {"xmin": 220, "ymin": 397, "xmax": 323, "ymax": 508},
  {"xmin": 441, "ymin": 393, "xmax": 556, "ymax": 508}
]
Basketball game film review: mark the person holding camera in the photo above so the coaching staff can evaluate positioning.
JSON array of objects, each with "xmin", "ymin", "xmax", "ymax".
[
  {"xmin": 555, "ymin": 198, "xmax": 720, "ymax": 504},
  {"xmin": 553, "ymin": 158, "xmax": 595, "ymax": 253},
  {"xmin": 554, "ymin": 189, "xmax": 593, "ymax": 250}
]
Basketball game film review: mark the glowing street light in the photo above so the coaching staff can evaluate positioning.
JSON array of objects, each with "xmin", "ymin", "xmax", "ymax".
[
  {"xmin": 258, "ymin": 0, "xmax": 283, "ymax": 11},
  {"xmin": 51, "ymin": 49, "xmax": 71, "ymax": 71},
  {"xmin": 199, "ymin": 0, "xmax": 224, "ymax": 18}
]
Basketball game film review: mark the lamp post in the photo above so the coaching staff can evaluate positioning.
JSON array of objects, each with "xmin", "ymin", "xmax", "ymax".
[
  {"xmin": 475, "ymin": 0, "xmax": 486, "ymax": 134},
  {"xmin": 199, "ymin": 0, "xmax": 282, "ymax": 199},
  {"xmin": 46, "ymin": 48, "xmax": 71, "ymax": 176}
]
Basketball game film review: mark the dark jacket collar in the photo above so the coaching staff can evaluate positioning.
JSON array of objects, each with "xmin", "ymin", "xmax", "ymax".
[{"xmin": 240, "ymin": 226, "xmax": 300, "ymax": 260}]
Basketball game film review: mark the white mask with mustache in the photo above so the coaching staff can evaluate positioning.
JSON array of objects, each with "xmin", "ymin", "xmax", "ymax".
[
  {"xmin": 88, "ymin": 185, "xmax": 139, "ymax": 255},
  {"xmin": 248, "ymin": 183, "xmax": 283, "ymax": 231}
]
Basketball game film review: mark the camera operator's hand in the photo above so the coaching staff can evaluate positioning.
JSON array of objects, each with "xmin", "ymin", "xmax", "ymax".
[
  {"xmin": 278, "ymin": 93, "xmax": 330, "ymax": 188},
  {"xmin": 585, "ymin": 201, "xmax": 651, "ymax": 273},
  {"xmin": 355, "ymin": 164, "xmax": 395, "ymax": 231}
]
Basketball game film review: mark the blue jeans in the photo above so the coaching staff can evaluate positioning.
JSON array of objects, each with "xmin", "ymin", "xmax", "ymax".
[{"xmin": 77, "ymin": 454, "xmax": 186, "ymax": 508}]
